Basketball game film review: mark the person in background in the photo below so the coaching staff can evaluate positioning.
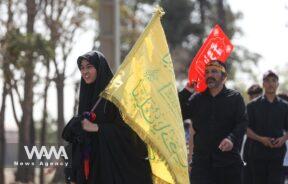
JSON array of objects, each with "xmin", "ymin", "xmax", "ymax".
[
  {"xmin": 247, "ymin": 84, "xmax": 263, "ymax": 101},
  {"xmin": 278, "ymin": 93, "xmax": 288, "ymax": 184},
  {"xmin": 242, "ymin": 84, "xmax": 263, "ymax": 184},
  {"xmin": 247, "ymin": 70, "xmax": 288, "ymax": 184},
  {"xmin": 184, "ymin": 119, "xmax": 195, "ymax": 173}
]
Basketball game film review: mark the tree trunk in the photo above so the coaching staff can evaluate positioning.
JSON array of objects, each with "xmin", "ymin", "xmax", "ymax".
[
  {"xmin": 1, "ymin": 2, "xmax": 14, "ymax": 182},
  {"xmin": 56, "ymin": 74, "xmax": 65, "ymax": 146},
  {"xmin": 39, "ymin": 61, "xmax": 50, "ymax": 184},
  {"xmin": 199, "ymin": 0, "xmax": 207, "ymax": 45},
  {"xmin": 216, "ymin": 0, "xmax": 227, "ymax": 32},
  {"xmin": 51, "ymin": 73, "xmax": 65, "ymax": 183},
  {"xmin": 15, "ymin": 0, "xmax": 37, "ymax": 182},
  {"xmin": 30, "ymin": 111, "xmax": 35, "ymax": 180},
  {"xmin": 0, "ymin": 82, "xmax": 8, "ymax": 184},
  {"xmin": 15, "ymin": 66, "xmax": 34, "ymax": 182}
]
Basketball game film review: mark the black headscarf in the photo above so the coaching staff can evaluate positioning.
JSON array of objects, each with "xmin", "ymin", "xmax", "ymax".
[{"xmin": 77, "ymin": 51, "xmax": 113, "ymax": 114}]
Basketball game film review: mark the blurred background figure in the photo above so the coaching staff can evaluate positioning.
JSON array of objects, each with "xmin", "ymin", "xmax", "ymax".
[
  {"xmin": 247, "ymin": 84, "xmax": 263, "ymax": 101},
  {"xmin": 278, "ymin": 93, "xmax": 288, "ymax": 184},
  {"xmin": 183, "ymin": 119, "xmax": 195, "ymax": 174}
]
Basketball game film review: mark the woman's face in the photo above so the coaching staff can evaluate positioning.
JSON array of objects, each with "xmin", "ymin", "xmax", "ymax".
[{"xmin": 80, "ymin": 59, "xmax": 97, "ymax": 84}]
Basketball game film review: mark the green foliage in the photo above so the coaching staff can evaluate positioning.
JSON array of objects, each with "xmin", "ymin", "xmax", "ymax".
[
  {"xmin": 2, "ymin": 29, "xmax": 54, "ymax": 69},
  {"xmin": 161, "ymin": 0, "xmax": 202, "ymax": 49},
  {"xmin": 158, "ymin": 0, "xmax": 260, "ymax": 81}
]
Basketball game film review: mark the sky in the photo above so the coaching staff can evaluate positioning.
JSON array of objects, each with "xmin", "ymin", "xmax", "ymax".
[
  {"xmin": 3, "ymin": 0, "xmax": 288, "ymax": 131},
  {"xmin": 228, "ymin": 0, "xmax": 288, "ymax": 82}
]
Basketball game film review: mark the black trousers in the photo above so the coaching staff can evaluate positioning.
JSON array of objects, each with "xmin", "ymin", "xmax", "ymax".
[
  {"xmin": 190, "ymin": 163, "xmax": 242, "ymax": 184},
  {"xmin": 243, "ymin": 160, "xmax": 253, "ymax": 184},
  {"xmin": 250, "ymin": 157, "xmax": 284, "ymax": 184},
  {"xmin": 283, "ymin": 166, "xmax": 288, "ymax": 183}
]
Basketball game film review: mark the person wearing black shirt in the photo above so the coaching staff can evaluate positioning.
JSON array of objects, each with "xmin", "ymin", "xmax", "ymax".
[
  {"xmin": 278, "ymin": 93, "xmax": 288, "ymax": 183},
  {"xmin": 179, "ymin": 60, "xmax": 248, "ymax": 184},
  {"xmin": 246, "ymin": 70, "xmax": 288, "ymax": 184},
  {"xmin": 243, "ymin": 84, "xmax": 263, "ymax": 184}
]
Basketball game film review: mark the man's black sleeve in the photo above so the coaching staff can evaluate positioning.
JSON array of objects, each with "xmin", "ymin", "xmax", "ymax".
[
  {"xmin": 227, "ymin": 94, "xmax": 248, "ymax": 145},
  {"xmin": 284, "ymin": 103, "xmax": 288, "ymax": 131},
  {"xmin": 246, "ymin": 102, "xmax": 256, "ymax": 130},
  {"xmin": 178, "ymin": 88, "xmax": 194, "ymax": 120}
]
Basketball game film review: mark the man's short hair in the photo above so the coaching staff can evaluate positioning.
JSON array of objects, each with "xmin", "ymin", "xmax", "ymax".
[{"xmin": 247, "ymin": 84, "xmax": 263, "ymax": 96}]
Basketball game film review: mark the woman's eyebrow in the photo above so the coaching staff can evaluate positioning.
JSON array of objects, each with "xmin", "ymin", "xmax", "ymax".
[{"xmin": 81, "ymin": 63, "xmax": 91, "ymax": 67}]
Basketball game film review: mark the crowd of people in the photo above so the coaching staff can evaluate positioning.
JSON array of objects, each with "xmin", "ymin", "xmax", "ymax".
[
  {"xmin": 62, "ymin": 50, "xmax": 288, "ymax": 184},
  {"xmin": 183, "ymin": 62, "xmax": 288, "ymax": 184}
]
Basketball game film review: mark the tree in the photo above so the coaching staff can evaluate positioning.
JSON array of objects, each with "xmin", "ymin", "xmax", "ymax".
[
  {"xmin": 39, "ymin": 57, "xmax": 51, "ymax": 184},
  {"xmin": 14, "ymin": 0, "xmax": 38, "ymax": 181},
  {"xmin": 159, "ymin": 0, "xmax": 260, "ymax": 81},
  {"xmin": 0, "ymin": 0, "xmax": 14, "ymax": 182},
  {"xmin": 0, "ymin": 79, "xmax": 8, "ymax": 184},
  {"xmin": 1, "ymin": 0, "xmax": 54, "ymax": 179},
  {"xmin": 41, "ymin": 0, "xmax": 90, "ymax": 182}
]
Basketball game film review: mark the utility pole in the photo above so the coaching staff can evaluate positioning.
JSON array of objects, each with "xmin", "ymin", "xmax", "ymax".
[{"xmin": 99, "ymin": 0, "xmax": 120, "ymax": 72}]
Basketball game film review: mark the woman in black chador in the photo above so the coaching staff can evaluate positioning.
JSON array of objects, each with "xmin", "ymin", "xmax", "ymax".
[{"xmin": 62, "ymin": 51, "xmax": 152, "ymax": 184}]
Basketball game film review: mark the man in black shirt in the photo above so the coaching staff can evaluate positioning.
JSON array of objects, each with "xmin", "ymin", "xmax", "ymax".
[
  {"xmin": 243, "ymin": 84, "xmax": 263, "ymax": 184},
  {"xmin": 246, "ymin": 70, "xmax": 288, "ymax": 184},
  {"xmin": 179, "ymin": 60, "xmax": 248, "ymax": 184}
]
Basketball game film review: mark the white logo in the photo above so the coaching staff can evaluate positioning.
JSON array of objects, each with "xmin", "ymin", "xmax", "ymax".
[{"xmin": 24, "ymin": 146, "xmax": 68, "ymax": 160}]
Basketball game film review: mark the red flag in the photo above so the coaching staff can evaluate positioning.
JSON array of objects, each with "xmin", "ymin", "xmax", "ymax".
[{"xmin": 188, "ymin": 25, "xmax": 234, "ymax": 92}]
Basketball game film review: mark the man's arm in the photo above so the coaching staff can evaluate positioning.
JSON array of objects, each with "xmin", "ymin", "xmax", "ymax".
[
  {"xmin": 272, "ymin": 132, "xmax": 288, "ymax": 148},
  {"xmin": 178, "ymin": 84, "xmax": 195, "ymax": 120},
  {"xmin": 226, "ymin": 94, "xmax": 248, "ymax": 146},
  {"xmin": 247, "ymin": 128, "xmax": 274, "ymax": 148},
  {"xmin": 272, "ymin": 104, "xmax": 288, "ymax": 148},
  {"xmin": 219, "ymin": 94, "xmax": 247, "ymax": 152},
  {"xmin": 246, "ymin": 102, "xmax": 275, "ymax": 148}
]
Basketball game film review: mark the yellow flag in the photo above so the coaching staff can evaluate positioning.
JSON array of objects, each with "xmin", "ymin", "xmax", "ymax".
[{"xmin": 101, "ymin": 7, "xmax": 189, "ymax": 184}]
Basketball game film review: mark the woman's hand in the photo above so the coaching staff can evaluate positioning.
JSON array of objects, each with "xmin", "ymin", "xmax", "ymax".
[{"xmin": 82, "ymin": 119, "xmax": 99, "ymax": 132}]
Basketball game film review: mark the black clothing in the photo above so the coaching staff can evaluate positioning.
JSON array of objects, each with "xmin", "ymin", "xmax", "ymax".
[
  {"xmin": 211, "ymin": 163, "xmax": 242, "ymax": 184},
  {"xmin": 179, "ymin": 86, "xmax": 247, "ymax": 167},
  {"xmin": 251, "ymin": 157, "xmax": 284, "ymax": 184},
  {"xmin": 246, "ymin": 95, "xmax": 288, "ymax": 184},
  {"xmin": 62, "ymin": 51, "xmax": 152, "ymax": 184},
  {"xmin": 247, "ymin": 96, "xmax": 288, "ymax": 159},
  {"xmin": 243, "ymin": 138, "xmax": 253, "ymax": 184},
  {"xmin": 179, "ymin": 86, "xmax": 247, "ymax": 184},
  {"xmin": 190, "ymin": 162, "xmax": 243, "ymax": 184},
  {"xmin": 243, "ymin": 159, "xmax": 253, "ymax": 184}
]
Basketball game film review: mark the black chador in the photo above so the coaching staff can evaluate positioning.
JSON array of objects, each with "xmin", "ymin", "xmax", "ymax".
[{"xmin": 62, "ymin": 51, "xmax": 152, "ymax": 184}]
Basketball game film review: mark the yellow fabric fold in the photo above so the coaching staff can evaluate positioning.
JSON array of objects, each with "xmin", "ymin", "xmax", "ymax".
[{"xmin": 101, "ymin": 7, "xmax": 189, "ymax": 184}]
